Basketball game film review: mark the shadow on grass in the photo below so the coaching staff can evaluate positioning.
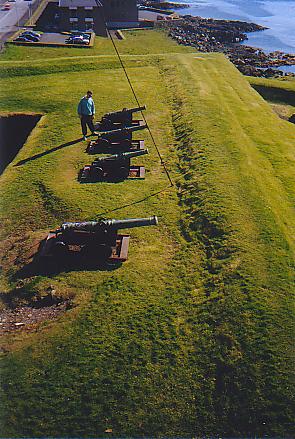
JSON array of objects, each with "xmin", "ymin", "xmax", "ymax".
[
  {"xmin": 14, "ymin": 137, "xmax": 84, "ymax": 166},
  {"xmin": 13, "ymin": 239, "xmax": 121, "ymax": 280},
  {"xmin": 251, "ymin": 84, "xmax": 295, "ymax": 106},
  {"xmin": 0, "ymin": 286, "xmax": 70, "ymax": 310}
]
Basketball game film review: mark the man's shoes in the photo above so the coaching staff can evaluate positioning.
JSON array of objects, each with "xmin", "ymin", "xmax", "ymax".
[
  {"xmin": 91, "ymin": 131, "xmax": 99, "ymax": 136},
  {"xmin": 83, "ymin": 135, "xmax": 87, "ymax": 141}
]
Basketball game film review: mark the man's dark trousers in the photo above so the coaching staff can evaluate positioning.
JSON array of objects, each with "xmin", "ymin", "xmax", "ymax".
[{"xmin": 81, "ymin": 115, "xmax": 95, "ymax": 136}]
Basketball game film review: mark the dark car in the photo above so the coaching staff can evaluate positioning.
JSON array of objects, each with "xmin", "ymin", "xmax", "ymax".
[
  {"xmin": 66, "ymin": 39, "xmax": 89, "ymax": 45},
  {"xmin": 20, "ymin": 33, "xmax": 39, "ymax": 42},
  {"xmin": 14, "ymin": 36, "xmax": 31, "ymax": 42},
  {"xmin": 21, "ymin": 32, "xmax": 40, "ymax": 40},
  {"xmin": 22, "ymin": 30, "xmax": 41, "ymax": 38},
  {"xmin": 70, "ymin": 31, "xmax": 91, "ymax": 40},
  {"xmin": 66, "ymin": 36, "xmax": 89, "ymax": 45}
]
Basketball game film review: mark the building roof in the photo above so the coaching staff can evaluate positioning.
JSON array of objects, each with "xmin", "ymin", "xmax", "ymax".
[{"xmin": 59, "ymin": 0, "xmax": 102, "ymax": 7}]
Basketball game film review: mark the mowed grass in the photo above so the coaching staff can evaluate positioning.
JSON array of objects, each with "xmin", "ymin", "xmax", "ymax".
[{"xmin": 0, "ymin": 31, "xmax": 294, "ymax": 437}]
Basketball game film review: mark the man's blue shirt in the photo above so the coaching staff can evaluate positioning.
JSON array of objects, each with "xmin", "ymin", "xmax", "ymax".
[{"xmin": 78, "ymin": 96, "xmax": 95, "ymax": 116}]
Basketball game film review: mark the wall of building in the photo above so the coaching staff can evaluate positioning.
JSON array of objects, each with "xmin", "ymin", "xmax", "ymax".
[
  {"xmin": 59, "ymin": 6, "xmax": 107, "ymax": 35},
  {"xmin": 58, "ymin": 0, "xmax": 138, "ymax": 36},
  {"xmin": 102, "ymin": 0, "xmax": 138, "ymax": 22}
]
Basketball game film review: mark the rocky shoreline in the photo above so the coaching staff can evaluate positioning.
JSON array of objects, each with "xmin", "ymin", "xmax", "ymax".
[
  {"xmin": 140, "ymin": 1, "xmax": 189, "ymax": 9},
  {"xmin": 158, "ymin": 15, "xmax": 295, "ymax": 78}
]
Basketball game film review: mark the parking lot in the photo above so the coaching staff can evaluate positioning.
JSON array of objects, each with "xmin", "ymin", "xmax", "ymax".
[
  {"xmin": 39, "ymin": 32, "xmax": 68, "ymax": 44},
  {"xmin": 10, "ymin": 30, "xmax": 95, "ymax": 47}
]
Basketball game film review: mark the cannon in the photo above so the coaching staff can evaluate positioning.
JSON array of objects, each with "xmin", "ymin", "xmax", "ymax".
[
  {"xmin": 96, "ymin": 105, "xmax": 146, "ymax": 130},
  {"xmin": 79, "ymin": 149, "xmax": 148, "ymax": 182},
  {"xmin": 87, "ymin": 123, "xmax": 147, "ymax": 154},
  {"xmin": 40, "ymin": 215, "xmax": 158, "ymax": 262}
]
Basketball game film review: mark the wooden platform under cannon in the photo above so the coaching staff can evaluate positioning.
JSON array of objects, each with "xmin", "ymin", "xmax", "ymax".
[
  {"xmin": 39, "ymin": 232, "xmax": 130, "ymax": 262},
  {"xmin": 110, "ymin": 235, "xmax": 130, "ymax": 262},
  {"xmin": 78, "ymin": 165, "xmax": 145, "ymax": 182}
]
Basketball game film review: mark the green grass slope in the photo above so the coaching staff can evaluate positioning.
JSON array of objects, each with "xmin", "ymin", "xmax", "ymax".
[{"xmin": 0, "ymin": 31, "xmax": 294, "ymax": 437}]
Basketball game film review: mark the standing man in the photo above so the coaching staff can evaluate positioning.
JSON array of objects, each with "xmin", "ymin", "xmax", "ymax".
[{"xmin": 77, "ymin": 90, "xmax": 98, "ymax": 141}]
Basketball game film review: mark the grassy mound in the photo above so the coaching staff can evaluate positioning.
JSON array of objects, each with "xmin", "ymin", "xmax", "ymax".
[{"xmin": 0, "ymin": 30, "xmax": 294, "ymax": 437}]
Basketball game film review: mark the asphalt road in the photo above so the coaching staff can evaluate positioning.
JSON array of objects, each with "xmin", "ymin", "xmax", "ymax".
[{"xmin": 0, "ymin": 0, "xmax": 40, "ymax": 42}]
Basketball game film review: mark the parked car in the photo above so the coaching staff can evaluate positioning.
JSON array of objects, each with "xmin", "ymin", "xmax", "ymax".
[
  {"xmin": 21, "ymin": 34, "xmax": 39, "ymax": 42},
  {"xmin": 22, "ymin": 30, "xmax": 41, "ymax": 37},
  {"xmin": 66, "ymin": 35, "xmax": 85, "ymax": 41},
  {"xmin": 70, "ymin": 31, "xmax": 91, "ymax": 40},
  {"xmin": 2, "ymin": 4, "xmax": 11, "ymax": 10},
  {"xmin": 14, "ymin": 36, "xmax": 31, "ymax": 42},
  {"xmin": 66, "ymin": 37, "xmax": 89, "ymax": 45},
  {"xmin": 21, "ymin": 31, "xmax": 40, "ymax": 39}
]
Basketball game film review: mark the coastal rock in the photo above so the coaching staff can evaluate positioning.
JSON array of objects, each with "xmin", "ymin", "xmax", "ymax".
[
  {"xmin": 158, "ymin": 16, "xmax": 295, "ymax": 78},
  {"xmin": 141, "ymin": 0, "xmax": 189, "ymax": 9},
  {"xmin": 289, "ymin": 114, "xmax": 295, "ymax": 124}
]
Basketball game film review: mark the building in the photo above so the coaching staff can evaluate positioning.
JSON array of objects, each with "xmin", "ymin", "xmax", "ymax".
[{"xmin": 58, "ymin": 0, "xmax": 139, "ymax": 36}]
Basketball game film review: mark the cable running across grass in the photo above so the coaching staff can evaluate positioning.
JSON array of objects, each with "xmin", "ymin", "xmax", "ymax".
[{"xmin": 97, "ymin": 1, "xmax": 174, "ymax": 187}]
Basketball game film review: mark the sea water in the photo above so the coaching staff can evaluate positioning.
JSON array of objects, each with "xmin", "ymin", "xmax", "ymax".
[{"xmin": 176, "ymin": 0, "xmax": 295, "ymax": 55}]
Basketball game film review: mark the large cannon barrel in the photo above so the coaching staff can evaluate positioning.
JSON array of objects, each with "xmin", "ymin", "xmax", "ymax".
[
  {"xmin": 105, "ymin": 215, "xmax": 158, "ymax": 230},
  {"xmin": 59, "ymin": 221, "xmax": 101, "ymax": 232},
  {"xmin": 94, "ymin": 148, "xmax": 148, "ymax": 163},
  {"xmin": 99, "ymin": 124, "xmax": 147, "ymax": 138},
  {"xmin": 58, "ymin": 216, "xmax": 158, "ymax": 232},
  {"xmin": 104, "ymin": 105, "xmax": 146, "ymax": 119}
]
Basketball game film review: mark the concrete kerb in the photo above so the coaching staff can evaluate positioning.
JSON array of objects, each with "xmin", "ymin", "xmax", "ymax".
[{"xmin": 7, "ymin": 31, "xmax": 95, "ymax": 48}]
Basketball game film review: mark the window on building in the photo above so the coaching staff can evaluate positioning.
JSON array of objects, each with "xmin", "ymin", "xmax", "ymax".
[
  {"xmin": 71, "ymin": 22, "xmax": 78, "ymax": 30},
  {"xmin": 70, "ymin": 8, "xmax": 77, "ymax": 18},
  {"xmin": 85, "ymin": 22, "xmax": 94, "ymax": 31}
]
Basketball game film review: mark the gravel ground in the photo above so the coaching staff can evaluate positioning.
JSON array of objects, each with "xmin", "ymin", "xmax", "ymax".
[{"xmin": 0, "ymin": 302, "xmax": 70, "ymax": 334}]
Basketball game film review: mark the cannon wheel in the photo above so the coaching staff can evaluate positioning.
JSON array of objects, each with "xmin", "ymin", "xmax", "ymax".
[
  {"xmin": 81, "ymin": 244, "xmax": 112, "ymax": 260},
  {"xmin": 79, "ymin": 167, "xmax": 91, "ymax": 182},
  {"xmin": 117, "ymin": 166, "xmax": 129, "ymax": 180},
  {"xmin": 118, "ymin": 138, "xmax": 130, "ymax": 148},
  {"xmin": 52, "ymin": 241, "xmax": 69, "ymax": 258},
  {"xmin": 97, "ymin": 244, "xmax": 113, "ymax": 259},
  {"xmin": 98, "ymin": 138, "xmax": 110, "ymax": 148},
  {"xmin": 91, "ymin": 166, "xmax": 104, "ymax": 181}
]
